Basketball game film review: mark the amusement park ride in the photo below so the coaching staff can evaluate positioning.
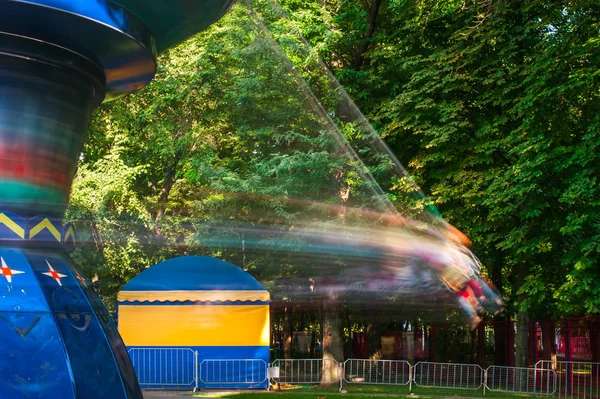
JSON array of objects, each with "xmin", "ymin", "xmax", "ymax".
[{"xmin": 0, "ymin": 1, "xmax": 234, "ymax": 397}]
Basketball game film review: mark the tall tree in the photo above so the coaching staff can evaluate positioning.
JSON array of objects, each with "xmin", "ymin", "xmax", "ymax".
[
  {"xmin": 276, "ymin": 0, "xmax": 600, "ymax": 365},
  {"xmin": 366, "ymin": 0, "xmax": 600, "ymax": 364}
]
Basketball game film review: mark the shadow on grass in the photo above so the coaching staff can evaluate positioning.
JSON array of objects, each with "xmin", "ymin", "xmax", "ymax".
[{"xmin": 190, "ymin": 384, "xmax": 535, "ymax": 399}]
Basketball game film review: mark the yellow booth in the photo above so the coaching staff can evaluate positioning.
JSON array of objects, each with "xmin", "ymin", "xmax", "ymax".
[{"xmin": 117, "ymin": 256, "xmax": 270, "ymax": 389}]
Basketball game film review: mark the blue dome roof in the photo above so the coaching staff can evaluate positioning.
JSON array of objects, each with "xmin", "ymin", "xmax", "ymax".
[{"xmin": 121, "ymin": 256, "xmax": 264, "ymax": 291}]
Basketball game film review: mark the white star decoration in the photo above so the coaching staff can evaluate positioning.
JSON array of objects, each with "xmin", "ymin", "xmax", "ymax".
[
  {"xmin": 42, "ymin": 259, "xmax": 67, "ymax": 286},
  {"xmin": 0, "ymin": 257, "xmax": 24, "ymax": 283}
]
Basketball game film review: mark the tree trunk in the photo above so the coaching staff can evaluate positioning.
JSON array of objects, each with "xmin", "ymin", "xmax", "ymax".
[
  {"xmin": 344, "ymin": 308, "xmax": 352, "ymax": 359},
  {"xmin": 366, "ymin": 320, "xmax": 381, "ymax": 359},
  {"xmin": 515, "ymin": 261, "xmax": 530, "ymax": 368},
  {"xmin": 477, "ymin": 322, "xmax": 486, "ymax": 367},
  {"xmin": 540, "ymin": 320, "xmax": 556, "ymax": 361},
  {"xmin": 514, "ymin": 312, "xmax": 530, "ymax": 393},
  {"xmin": 515, "ymin": 310, "xmax": 530, "ymax": 367},
  {"xmin": 155, "ymin": 148, "xmax": 183, "ymax": 221},
  {"xmin": 284, "ymin": 303, "xmax": 293, "ymax": 359},
  {"xmin": 429, "ymin": 325, "xmax": 437, "ymax": 362},
  {"xmin": 470, "ymin": 328, "xmax": 478, "ymax": 364},
  {"xmin": 321, "ymin": 299, "xmax": 343, "ymax": 385},
  {"xmin": 511, "ymin": 3, "xmax": 530, "ymax": 369},
  {"xmin": 299, "ymin": 310, "xmax": 305, "ymax": 331},
  {"xmin": 351, "ymin": 0, "xmax": 383, "ymax": 71},
  {"xmin": 494, "ymin": 318, "xmax": 508, "ymax": 366},
  {"xmin": 491, "ymin": 262, "xmax": 509, "ymax": 365}
]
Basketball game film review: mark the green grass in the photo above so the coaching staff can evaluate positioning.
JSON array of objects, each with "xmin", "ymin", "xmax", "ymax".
[{"xmin": 190, "ymin": 384, "xmax": 535, "ymax": 399}]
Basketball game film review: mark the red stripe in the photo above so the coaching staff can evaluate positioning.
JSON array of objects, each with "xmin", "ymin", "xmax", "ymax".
[{"xmin": 0, "ymin": 144, "xmax": 74, "ymax": 190}]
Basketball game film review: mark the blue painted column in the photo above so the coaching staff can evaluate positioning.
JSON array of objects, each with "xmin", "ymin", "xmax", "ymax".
[
  {"xmin": 0, "ymin": 0, "xmax": 233, "ymax": 396},
  {"xmin": 0, "ymin": 2, "xmax": 154, "ymax": 396},
  {"xmin": 0, "ymin": 212, "xmax": 142, "ymax": 398}
]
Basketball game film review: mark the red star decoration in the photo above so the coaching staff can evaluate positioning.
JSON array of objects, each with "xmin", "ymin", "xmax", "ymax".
[
  {"xmin": 42, "ymin": 260, "xmax": 67, "ymax": 286},
  {"xmin": 1, "ymin": 256, "xmax": 24, "ymax": 283}
]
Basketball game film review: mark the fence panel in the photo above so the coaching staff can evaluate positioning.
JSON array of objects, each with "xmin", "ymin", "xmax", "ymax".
[
  {"xmin": 486, "ymin": 365, "xmax": 555, "ymax": 396},
  {"xmin": 536, "ymin": 361, "xmax": 600, "ymax": 398},
  {"xmin": 412, "ymin": 362, "xmax": 483, "ymax": 390},
  {"xmin": 271, "ymin": 359, "xmax": 338, "ymax": 384},
  {"xmin": 128, "ymin": 347, "xmax": 197, "ymax": 388},
  {"xmin": 199, "ymin": 359, "xmax": 268, "ymax": 388},
  {"xmin": 343, "ymin": 359, "xmax": 411, "ymax": 385}
]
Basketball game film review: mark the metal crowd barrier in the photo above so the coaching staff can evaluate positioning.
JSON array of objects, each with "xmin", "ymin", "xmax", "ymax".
[
  {"xmin": 535, "ymin": 360, "xmax": 599, "ymax": 398},
  {"xmin": 343, "ymin": 359, "xmax": 411, "ymax": 386},
  {"xmin": 127, "ymin": 347, "xmax": 198, "ymax": 389},
  {"xmin": 199, "ymin": 359, "xmax": 268, "ymax": 388},
  {"xmin": 271, "ymin": 358, "xmax": 339, "ymax": 384},
  {"xmin": 126, "ymin": 348, "xmax": 593, "ymax": 398},
  {"xmin": 485, "ymin": 365, "xmax": 556, "ymax": 396},
  {"xmin": 412, "ymin": 361, "xmax": 484, "ymax": 390}
]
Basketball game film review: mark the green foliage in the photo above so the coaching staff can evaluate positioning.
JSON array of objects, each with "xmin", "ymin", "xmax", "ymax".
[
  {"xmin": 69, "ymin": 1, "xmax": 397, "ymax": 307},
  {"xmin": 68, "ymin": 0, "xmax": 600, "ymax": 320},
  {"xmin": 367, "ymin": 0, "xmax": 600, "ymax": 316},
  {"xmin": 276, "ymin": 0, "xmax": 600, "ymax": 317}
]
